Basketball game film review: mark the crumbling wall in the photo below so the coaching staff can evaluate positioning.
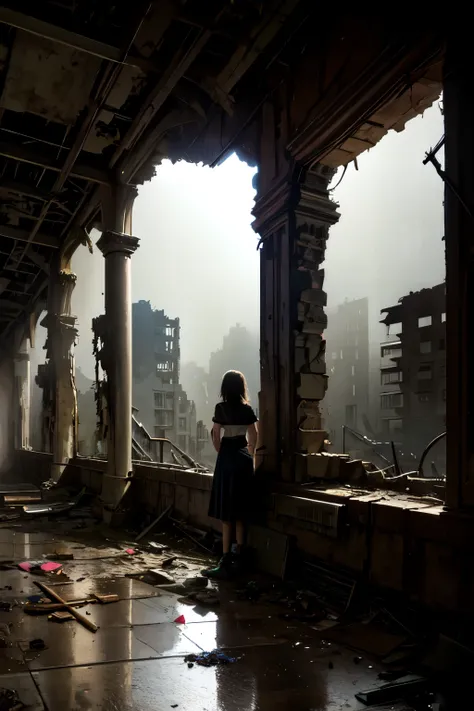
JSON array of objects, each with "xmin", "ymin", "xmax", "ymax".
[{"xmin": 253, "ymin": 165, "xmax": 339, "ymax": 479}]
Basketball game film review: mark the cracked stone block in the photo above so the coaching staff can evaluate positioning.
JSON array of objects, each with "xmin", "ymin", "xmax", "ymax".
[
  {"xmin": 298, "ymin": 428, "xmax": 327, "ymax": 453},
  {"xmin": 297, "ymin": 400, "xmax": 322, "ymax": 430},
  {"xmin": 300, "ymin": 304, "xmax": 327, "ymax": 334},
  {"xmin": 296, "ymin": 453, "xmax": 340, "ymax": 480},
  {"xmin": 297, "ymin": 374, "xmax": 327, "ymax": 399},
  {"xmin": 300, "ymin": 289, "xmax": 327, "ymax": 307},
  {"xmin": 309, "ymin": 359, "xmax": 326, "ymax": 374}
]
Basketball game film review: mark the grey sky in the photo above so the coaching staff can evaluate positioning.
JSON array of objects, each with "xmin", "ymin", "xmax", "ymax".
[
  {"xmin": 326, "ymin": 102, "xmax": 445, "ymax": 343},
  {"xmin": 71, "ymin": 154, "xmax": 259, "ymax": 378},
  {"xmin": 62, "ymin": 102, "xmax": 445, "ymax": 380}
]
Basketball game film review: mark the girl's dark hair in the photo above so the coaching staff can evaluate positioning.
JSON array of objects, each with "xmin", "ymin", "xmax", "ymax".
[{"xmin": 220, "ymin": 370, "xmax": 249, "ymax": 405}]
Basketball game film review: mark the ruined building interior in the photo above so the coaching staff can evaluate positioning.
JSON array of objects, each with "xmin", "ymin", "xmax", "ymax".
[{"xmin": 0, "ymin": 2, "xmax": 470, "ymax": 708}]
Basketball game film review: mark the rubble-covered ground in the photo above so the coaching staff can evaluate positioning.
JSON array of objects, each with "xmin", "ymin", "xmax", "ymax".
[{"xmin": 0, "ymin": 504, "xmax": 459, "ymax": 710}]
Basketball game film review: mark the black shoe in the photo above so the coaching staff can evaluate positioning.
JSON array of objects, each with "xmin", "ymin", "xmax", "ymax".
[
  {"xmin": 201, "ymin": 553, "xmax": 233, "ymax": 580},
  {"xmin": 231, "ymin": 553, "xmax": 245, "ymax": 575}
]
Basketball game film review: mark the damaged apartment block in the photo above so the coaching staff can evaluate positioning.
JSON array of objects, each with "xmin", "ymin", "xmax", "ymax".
[
  {"xmin": 132, "ymin": 301, "xmax": 197, "ymax": 456},
  {"xmin": 380, "ymin": 283, "xmax": 446, "ymax": 469}
]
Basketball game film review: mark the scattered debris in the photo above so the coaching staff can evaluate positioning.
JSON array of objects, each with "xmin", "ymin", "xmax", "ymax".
[
  {"xmin": 183, "ymin": 576, "xmax": 208, "ymax": 589},
  {"xmin": 50, "ymin": 611, "xmax": 74, "ymax": 622},
  {"xmin": 18, "ymin": 560, "xmax": 63, "ymax": 574},
  {"xmin": 29, "ymin": 638, "xmax": 46, "ymax": 650},
  {"xmin": 187, "ymin": 590, "xmax": 219, "ymax": 607},
  {"xmin": 125, "ymin": 548, "xmax": 136, "ymax": 555},
  {"xmin": 135, "ymin": 505, "xmax": 172, "ymax": 541},
  {"xmin": 0, "ymin": 623, "xmax": 10, "ymax": 637},
  {"xmin": 171, "ymin": 520, "xmax": 214, "ymax": 554},
  {"xmin": 147, "ymin": 541, "xmax": 169, "ymax": 552},
  {"xmin": 48, "ymin": 553, "xmax": 74, "ymax": 561},
  {"xmin": 355, "ymin": 676, "xmax": 430, "ymax": 706},
  {"xmin": 93, "ymin": 594, "xmax": 119, "ymax": 604},
  {"xmin": 161, "ymin": 557, "xmax": 177, "ymax": 568},
  {"xmin": 298, "ymin": 558, "xmax": 357, "ymax": 613},
  {"xmin": 0, "ymin": 686, "xmax": 24, "ymax": 711},
  {"xmin": 41, "ymin": 562, "xmax": 63, "ymax": 573},
  {"xmin": 184, "ymin": 650, "xmax": 237, "ymax": 667},
  {"xmin": 34, "ymin": 581, "xmax": 98, "ymax": 633},
  {"xmin": 147, "ymin": 569, "xmax": 175, "ymax": 585},
  {"xmin": 23, "ymin": 500, "xmax": 78, "ymax": 516},
  {"xmin": 24, "ymin": 597, "xmax": 93, "ymax": 615}
]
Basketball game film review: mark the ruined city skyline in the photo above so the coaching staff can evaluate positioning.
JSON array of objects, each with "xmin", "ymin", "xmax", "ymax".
[{"xmin": 30, "ymin": 104, "xmax": 445, "ymax": 411}]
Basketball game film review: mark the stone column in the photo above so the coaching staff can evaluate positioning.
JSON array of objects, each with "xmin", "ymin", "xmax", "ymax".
[
  {"xmin": 97, "ymin": 230, "xmax": 139, "ymax": 509},
  {"xmin": 253, "ymin": 166, "xmax": 339, "ymax": 480},
  {"xmin": 13, "ymin": 338, "xmax": 30, "ymax": 450},
  {"xmin": 49, "ymin": 272, "xmax": 78, "ymax": 482}
]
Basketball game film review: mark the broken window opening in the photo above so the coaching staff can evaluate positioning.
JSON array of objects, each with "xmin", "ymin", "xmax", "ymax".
[
  {"xmin": 381, "ymin": 392, "xmax": 404, "ymax": 409},
  {"xmin": 381, "ymin": 370, "xmax": 403, "ymax": 385}
]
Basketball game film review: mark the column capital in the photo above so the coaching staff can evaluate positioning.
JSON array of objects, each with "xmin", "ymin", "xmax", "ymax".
[
  {"xmin": 58, "ymin": 270, "xmax": 77, "ymax": 287},
  {"xmin": 97, "ymin": 230, "xmax": 139, "ymax": 258}
]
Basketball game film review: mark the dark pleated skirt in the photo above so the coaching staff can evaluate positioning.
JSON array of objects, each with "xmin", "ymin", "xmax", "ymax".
[{"xmin": 208, "ymin": 436, "xmax": 253, "ymax": 522}]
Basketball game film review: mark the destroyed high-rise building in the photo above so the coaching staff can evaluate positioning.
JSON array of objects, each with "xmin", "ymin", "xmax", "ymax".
[
  {"xmin": 380, "ymin": 283, "xmax": 446, "ymax": 466},
  {"xmin": 323, "ymin": 298, "xmax": 370, "ymax": 450},
  {"xmin": 132, "ymin": 301, "xmax": 196, "ymax": 454}
]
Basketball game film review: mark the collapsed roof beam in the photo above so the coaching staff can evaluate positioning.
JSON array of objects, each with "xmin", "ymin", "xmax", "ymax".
[
  {"xmin": 111, "ymin": 26, "xmax": 213, "ymax": 171},
  {"xmin": 216, "ymin": 0, "xmax": 301, "ymax": 95},
  {"xmin": 0, "ymin": 224, "xmax": 59, "ymax": 249},
  {"xmin": 0, "ymin": 141, "xmax": 109, "ymax": 185},
  {"xmin": 0, "ymin": 6, "xmax": 155, "ymax": 72}
]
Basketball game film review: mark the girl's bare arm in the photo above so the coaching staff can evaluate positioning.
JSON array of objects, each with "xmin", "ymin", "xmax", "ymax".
[
  {"xmin": 247, "ymin": 422, "xmax": 258, "ymax": 458},
  {"xmin": 211, "ymin": 423, "xmax": 222, "ymax": 453}
]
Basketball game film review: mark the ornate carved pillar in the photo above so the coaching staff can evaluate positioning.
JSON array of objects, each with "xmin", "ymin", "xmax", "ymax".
[
  {"xmin": 47, "ymin": 271, "xmax": 78, "ymax": 482},
  {"xmin": 97, "ymin": 187, "xmax": 139, "ymax": 508},
  {"xmin": 253, "ymin": 165, "xmax": 339, "ymax": 480},
  {"xmin": 13, "ymin": 337, "xmax": 30, "ymax": 450}
]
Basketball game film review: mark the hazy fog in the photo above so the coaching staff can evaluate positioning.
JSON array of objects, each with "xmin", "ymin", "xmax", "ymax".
[
  {"xmin": 71, "ymin": 155, "xmax": 259, "ymax": 378},
  {"xmin": 31, "ymin": 102, "xmax": 445, "ymax": 385},
  {"xmin": 326, "ymin": 102, "xmax": 445, "ymax": 343}
]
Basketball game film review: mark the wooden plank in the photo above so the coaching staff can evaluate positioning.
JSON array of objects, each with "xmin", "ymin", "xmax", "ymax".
[{"xmin": 34, "ymin": 581, "xmax": 98, "ymax": 633}]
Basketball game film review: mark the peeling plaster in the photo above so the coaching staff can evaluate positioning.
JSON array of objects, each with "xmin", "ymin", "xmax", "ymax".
[{"xmin": 1, "ymin": 31, "xmax": 101, "ymax": 124}]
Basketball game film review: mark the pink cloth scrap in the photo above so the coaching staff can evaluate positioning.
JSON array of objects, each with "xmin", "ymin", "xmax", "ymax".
[
  {"xmin": 18, "ymin": 561, "xmax": 62, "ymax": 573},
  {"xmin": 40, "ymin": 562, "xmax": 62, "ymax": 573}
]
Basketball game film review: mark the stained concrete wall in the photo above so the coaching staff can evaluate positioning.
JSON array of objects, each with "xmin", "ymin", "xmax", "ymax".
[{"xmin": 13, "ymin": 450, "xmax": 474, "ymax": 618}]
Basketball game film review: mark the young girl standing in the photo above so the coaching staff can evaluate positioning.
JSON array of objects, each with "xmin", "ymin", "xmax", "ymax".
[{"xmin": 203, "ymin": 370, "xmax": 258, "ymax": 579}]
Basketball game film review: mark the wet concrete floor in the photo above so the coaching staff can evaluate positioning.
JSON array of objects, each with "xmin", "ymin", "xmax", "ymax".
[{"xmin": 0, "ymin": 523, "xmax": 415, "ymax": 710}]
